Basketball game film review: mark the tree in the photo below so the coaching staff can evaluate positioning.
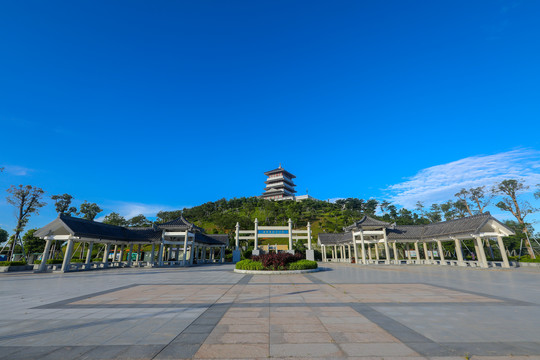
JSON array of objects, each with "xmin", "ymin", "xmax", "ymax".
[
  {"xmin": 426, "ymin": 204, "xmax": 442, "ymax": 223},
  {"xmin": 103, "ymin": 212, "xmax": 128, "ymax": 226},
  {"xmin": 128, "ymin": 214, "xmax": 152, "ymax": 227},
  {"xmin": 0, "ymin": 228, "xmax": 8, "ymax": 245},
  {"xmin": 6, "ymin": 185, "xmax": 46, "ymax": 260},
  {"xmin": 379, "ymin": 200, "xmax": 391, "ymax": 215},
  {"xmin": 535, "ymin": 184, "xmax": 540, "ymax": 200},
  {"xmin": 156, "ymin": 210, "xmax": 182, "ymax": 223},
  {"xmin": 22, "ymin": 229, "xmax": 46, "ymax": 255},
  {"xmin": 415, "ymin": 201, "xmax": 425, "ymax": 218},
  {"xmin": 493, "ymin": 179, "xmax": 538, "ymax": 258},
  {"xmin": 454, "ymin": 189, "xmax": 473, "ymax": 216},
  {"xmin": 468, "ymin": 186, "xmax": 492, "ymax": 214},
  {"xmin": 79, "ymin": 201, "xmax": 102, "ymax": 221},
  {"xmin": 51, "ymin": 193, "xmax": 78, "ymax": 216}
]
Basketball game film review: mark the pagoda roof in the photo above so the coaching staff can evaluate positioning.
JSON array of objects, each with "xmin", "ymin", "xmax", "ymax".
[
  {"xmin": 344, "ymin": 216, "xmax": 392, "ymax": 231},
  {"xmin": 265, "ymin": 178, "xmax": 296, "ymax": 186},
  {"xmin": 156, "ymin": 216, "xmax": 203, "ymax": 232},
  {"xmin": 264, "ymin": 165, "xmax": 296, "ymax": 179}
]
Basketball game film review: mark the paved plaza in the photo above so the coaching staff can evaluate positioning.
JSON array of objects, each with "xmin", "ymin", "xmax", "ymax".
[{"xmin": 0, "ymin": 264, "xmax": 539, "ymax": 359}]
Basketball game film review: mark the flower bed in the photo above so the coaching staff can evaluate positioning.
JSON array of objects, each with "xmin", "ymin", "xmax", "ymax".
[{"xmin": 235, "ymin": 253, "xmax": 318, "ymax": 272}]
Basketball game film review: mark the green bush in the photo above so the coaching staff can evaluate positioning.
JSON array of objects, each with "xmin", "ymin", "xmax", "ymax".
[
  {"xmin": 33, "ymin": 260, "xmax": 42, "ymax": 264},
  {"xmin": 235, "ymin": 259, "xmax": 264, "ymax": 270},
  {"xmin": 288, "ymin": 259, "xmax": 318, "ymax": 270},
  {"xmin": 0, "ymin": 261, "xmax": 27, "ymax": 266},
  {"xmin": 46, "ymin": 259, "xmax": 63, "ymax": 264},
  {"xmin": 509, "ymin": 255, "xmax": 540, "ymax": 263}
]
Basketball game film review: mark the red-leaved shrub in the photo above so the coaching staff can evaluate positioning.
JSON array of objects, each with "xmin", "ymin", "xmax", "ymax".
[{"xmin": 252, "ymin": 252, "xmax": 304, "ymax": 270}]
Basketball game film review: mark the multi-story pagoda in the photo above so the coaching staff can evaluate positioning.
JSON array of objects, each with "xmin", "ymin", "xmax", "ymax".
[{"xmin": 261, "ymin": 164, "xmax": 297, "ymax": 200}]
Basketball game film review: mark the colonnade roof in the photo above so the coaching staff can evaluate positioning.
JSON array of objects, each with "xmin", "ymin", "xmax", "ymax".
[
  {"xmin": 35, "ymin": 214, "xmax": 228, "ymax": 245},
  {"xmin": 318, "ymin": 213, "xmax": 515, "ymax": 245}
]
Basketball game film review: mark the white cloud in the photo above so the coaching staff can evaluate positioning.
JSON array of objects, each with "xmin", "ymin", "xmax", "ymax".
[
  {"xmin": 1, "ymin": 165, "xmax": 34, "ymax": 176},
  {"xmin": 96, "ymin": 201, "xmax": 189, "ymax": 221},
  {"xmin": 385, "ymin": 149, "xmax": 540, "ymax": 208}
]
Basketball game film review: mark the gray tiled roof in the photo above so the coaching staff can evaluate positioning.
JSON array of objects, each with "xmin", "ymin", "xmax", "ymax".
[
  {"xmin": 387, "ymin": 213, "xmax": 513, "ymax": 240},
  {"xmin": 318, "ymin": 232, "xmax": 353, "ymax": 245},
  {"xmin": 344, "ymin": 216, "xmax": 392, "ymax": 231},
  {"xmin": 194, "ymin": 233, "xmax": 229, "ymax": 246},
  {"xmin": 156, "ymin": 216, "xmax": 203, "ymax": 232},
  {"xmin": 35, "ymin": 215, "xmax": 157, "ymax": 242}
]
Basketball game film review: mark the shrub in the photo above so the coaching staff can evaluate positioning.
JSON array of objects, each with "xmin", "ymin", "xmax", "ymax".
[
  {"xmin": 235, "ymin": 259, "xmax": 264, "ymax": 270},
  {"xmin": 0, "ymin": 261, "xmax": 27, "ymax": 266},
  {"xmin": 288, "ymin": 259, "xmax": 318, "ymax": 270},
  {"xmin": 33, "ymin": 260, "xmax": 42, "ymax": 264},
  {"xmin": 252, "ymin": 252, "xmax": 303, "ymax": 270},
  {"xmin": 46, "ymin": 259, "xmax": 63, "ymax": 264},
  {"xmin": 509, "ymin": 255, "xmax": 540, "ymax": 263}
]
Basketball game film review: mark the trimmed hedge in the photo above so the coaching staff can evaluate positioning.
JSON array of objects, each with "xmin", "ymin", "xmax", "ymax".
[
  {"xmin": 0, "ymin": 261, "xmax": 27, "ymax": 266},
  {"xmin": 509, "ymin": 256, "xmax": 540, "ymax": 263},
  {"xmin": 288, "ymin": 260, "xmax": 318, "ymax": 270},
  {"xmin": 235, "ymin": 259, "xmax": 264, "ymax": 270},
  {"xmin": 235, "ymin": 256, "xmax": 318, "ymax": 271}
]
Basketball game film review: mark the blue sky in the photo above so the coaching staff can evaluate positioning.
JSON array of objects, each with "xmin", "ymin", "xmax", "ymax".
[{"xmin": 1, "ymin": 1, "xmax": 539, "ymax": 233}]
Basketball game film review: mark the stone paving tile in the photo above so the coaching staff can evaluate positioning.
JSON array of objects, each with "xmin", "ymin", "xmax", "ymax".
[
  {"xmin": 340, "ymin": 342, "xmax": 420, "ymax": 357},
  {"xmin": 270, "ymin": 343, "xmax": 344, "ymax": 358},
  {"xmin": 194, "ymin": 343, "xmax": 269, "ymax": 358}
]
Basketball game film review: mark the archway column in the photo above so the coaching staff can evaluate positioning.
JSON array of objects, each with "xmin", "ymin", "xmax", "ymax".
[
  {"xmin": 437, "ymin": 240, "xmax": 445, "ymax": 264},
  {"xmin": 454, "ymin": 238, "xmax": 464, "ymax": 266},
  {"xmin": 61, "ymin": 239, "xmax": 75, "ymax": 272},
  {"xmin": 496, "ymin": 235, "xmax": 510, "ymax": 268},
  {"xmin": 37, "ymin": 239, "xmax": 53, "ymax": 273}
]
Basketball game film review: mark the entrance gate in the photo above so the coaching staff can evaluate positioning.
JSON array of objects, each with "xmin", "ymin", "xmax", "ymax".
[{"xmin": 233, "ymin": 218, "xmax": 314, "ymax": 262}]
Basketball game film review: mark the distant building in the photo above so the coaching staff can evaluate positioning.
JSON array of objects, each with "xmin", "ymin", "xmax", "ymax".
[{"xmin": 261, "ymin": 165, "xmax": 316, "ymax": 201}]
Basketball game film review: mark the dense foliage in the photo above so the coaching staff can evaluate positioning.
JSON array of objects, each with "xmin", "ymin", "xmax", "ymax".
[{"xmin": 252, "ymin": 252, "xmax": 303, "ymax": 270}]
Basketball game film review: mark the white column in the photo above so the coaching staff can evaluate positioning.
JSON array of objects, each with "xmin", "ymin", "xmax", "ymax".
[
  {"xmin": 235, "ymin": 223, "xmax": 240, "ymax": 250},
  {"xmin": 496, "ymin": 235, "xmax": 510, "ymax": 268},
  {"xmin": 138, "ymin": 244, "xmax": 143, "ymax": 262},
  {"xmin": 175, "ymin": 244, "xmax": 180, "ymax": 263},
  {"xmin": 189, "ymin": 243, "xmax": 195, "ymax": 265},
  {"xmin": 406, "ymin": 243, "xmax": 411, "ymax": 260},
  {"xmin": 359, "ymin": 232, "xmax": 366, "ymax": 265},
  {"xmin": 375, "ymin": 243, "xmax": 380, "ymax": 260},
  {"xmin": 437, "ymin": 240, "xmax": 445, "ymax": 264},
  {"xmin": 352, "ymin": 233, "xmax": 359, "ymax": 264},
  {"xmin": 475, "ymin": 236, "xmax": 488, "ymax": 268},
  {"xmin": 183, "ymin": 233, "xmax": 189, "ymax": 266},
  {"xmin": 414, "ymin": 241, "xmax": 420, "ymax": 261},
  {"xmin": 368, "ymin": 243, "xmax": 372, "ymax": 261},
  {"xmin": 383, "ymin": 232, "xmax": 390, "ymax": 264},
  {"xmin": 347, "ymin": 244, "xmax": 351, "ymax": 263},
  {"xmin": 254, "ymin": 218, "xmax": 259, "ymax": 250},
  {"xmin": 103, "ymin": 243, "xmax": 111, "ymax": 266},
  {"xmin": 288, "ymin": 218, "xmax": 293, "ymax": 251},
  {"xmin": 202, "ymin": 246, "xmax": 207, "ymax": 263},
  {"xmin": 423, "ymin": 242, "xmax": 429, "ymax": 262},
  {"xmin": 127, "ymin": 244, "xmax": 134, "ymax": 266},
  {"xmin": 220, "ymin": 246, "xmax": 225, "ymax": 263},
  {"xmin": 112, "ymin": 245, "xmax": 118, "ymax": 262},
  {"xmin": 393, "ymin": 242, "xmax": 398, "ymax": 263},
  {"xmin": 61, "ymin": 239, "xmax": 75, "ymax": 272},
  {"xmin": 150, "ymin": 243, "xmax": 155, "ymax": 264},
  {"xmin": 37, "ymin": 239, "xmax": 53, "ymax": 272},
  {"xmin": 119, "ymin": 245, "xmax": 125, "ymax": 261},
  {"xmin": 454, "ymin": 238, "xmax": 464, "ymax": 265},
  {"xmin": 307, "ymin": 222, "xmax": 312, "ymax": 250},
  {"xmin": 333, "ymin": 245, "xmax": 337, "ymax": 261},
  {"xmin": 322, "ymin": 245, "xmax": 327, "ymax": 262},
  {"xmin": 158, "ymin": 241, "xmax": 164, "ymax": 267},
  {"xmin": 85, "ymin": 242, "xmax": 94, "ymax": 265}
]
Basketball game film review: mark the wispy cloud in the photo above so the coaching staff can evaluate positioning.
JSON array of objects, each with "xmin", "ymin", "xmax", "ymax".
[
  {"xmin": 96, "ymin": 201, "xmax": 189, "ymax": 221},
  {"xmin": 385, "ymin": 149, "xmax": 540, "ymax": 208},
  {"xmin": 1, "ymin": 165, "xmax": 35, "ymax": 176}
]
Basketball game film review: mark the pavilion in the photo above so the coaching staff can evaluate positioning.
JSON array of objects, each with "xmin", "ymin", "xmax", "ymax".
[
  {"xmin": 34, "ymin": 214, "xmax": 229, "ymax": 273},
  {"xmin": 318, "ymin": 213, "xmax": 515, "ymax": 268}
]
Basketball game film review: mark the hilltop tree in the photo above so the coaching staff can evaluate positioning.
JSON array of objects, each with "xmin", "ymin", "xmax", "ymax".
[
  {"xmin": 6, "ymin": 185, "xmax": 46, "ymax": 260},
  {"xmin": 51, "ymin": 193, "xmax": 78, "ymax": 216},
  {"xmin": 103, "ymin": 212, "xmax": 128, "ymax": 226},
  {"xmin": 156, "ymin": 210, "xmax": 182, "ymax": 223},
  {"xmin": 493, "ymin": 179, "xmax": 538, "ymax": 258},
  {"xmin": 468, "ymin": 186, "xmax": 492, "ymax": 214},
  {"xmin": 0, "ymin": 228, "xmax": 8, "ymax": 246},
  {"xmin": 128, "ymin": 214, "xmax": 152, "ymax": 227},
  {"xmin": 454, "ymin": 189, "xmax": 474, "ymax": 216},
  {"xmin": 79, "ymin": 201, "xmax": 102, "ymax": 221},
  {"xmin": 426, "ymin": 204, "xmax": 442, "ymax": 223},
  {"xmin": 22, "ymin": 229, "xmax": 46, "ymax": 255}
]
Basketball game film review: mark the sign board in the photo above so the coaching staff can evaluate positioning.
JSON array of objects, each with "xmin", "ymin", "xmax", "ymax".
[{"xmin": 258, "ymin": 230, "xmax": 289, "ymax": 235}]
